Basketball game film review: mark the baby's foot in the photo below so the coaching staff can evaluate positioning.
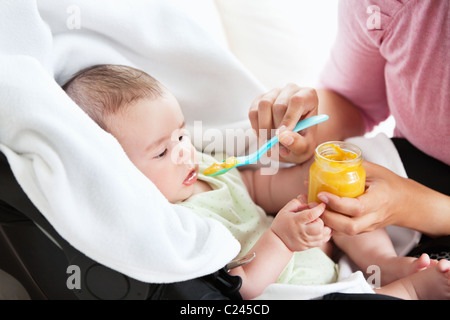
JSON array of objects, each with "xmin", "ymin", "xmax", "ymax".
[
  {"xmin": 378, "ymin": 253, "xmax": 432, "ymax": 285},
  {"xmin": 375, "ymin": 259, "xmax": 450, "ymax": 300},
  {"xmin": 401, "ymin": 253, "xmax": 432, "ymax": 275},
  {"xmin": 402, "ymin": 259, "xmax": 450, "ymax": 300}
]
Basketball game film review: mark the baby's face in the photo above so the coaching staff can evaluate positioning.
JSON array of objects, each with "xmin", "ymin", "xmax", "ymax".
[{"xmin": 106, "ymin": 90, "xmax": 198, "ymax": 203}]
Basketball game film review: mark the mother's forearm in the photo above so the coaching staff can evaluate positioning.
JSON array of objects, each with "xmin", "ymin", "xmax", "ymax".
[
  {"xmin": 396, "ymin": 178, "xmax": 450, "ymax": 237},
  {"xmin": 317, "ymin": 89, "xmax": 366, "ymax": 143}
]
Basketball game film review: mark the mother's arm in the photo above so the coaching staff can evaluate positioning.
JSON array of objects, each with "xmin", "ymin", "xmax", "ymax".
[
  {"xmin": 319, "ymin": 161, "xmax": 450, "ymax": 237},
  {"xmin": 316, "ymin": 88, "xmax": 366, "ymax": 143}
]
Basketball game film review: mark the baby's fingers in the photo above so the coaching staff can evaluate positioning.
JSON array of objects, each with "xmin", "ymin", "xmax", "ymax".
[
  {"xmin": 322, "ymin": 226, "xmax": 332, "ymax": 242},
  {"xmin": 301, "ymin": 220, "xmax": 332, "ymax": 249},
  {"xmin": 298, "ymin": 202, "xmax": 326, "ymax": 224},
  {"xmin": 304, "ymin": 217, "xmax": 325, "ymax": 236}
]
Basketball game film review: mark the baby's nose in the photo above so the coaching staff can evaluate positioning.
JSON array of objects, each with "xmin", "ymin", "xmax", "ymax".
[{"xmin": 176, "ymin": 144, "xmax": 193, "ymax": 165}]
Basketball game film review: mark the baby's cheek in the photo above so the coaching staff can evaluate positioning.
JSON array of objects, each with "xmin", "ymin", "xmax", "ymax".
[
  {"xmin": 140, "ymin": 166, "xmax": 169, "ymax": 193},
  {"xmin": 152, "ymin": 174, "xmax": 173, "ymax": 194}
]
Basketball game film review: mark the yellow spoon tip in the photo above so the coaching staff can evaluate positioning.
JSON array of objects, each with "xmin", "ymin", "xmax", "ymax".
[{"xmin": 203, "ymin": 156, "xmax": 238, "ymax": 176}]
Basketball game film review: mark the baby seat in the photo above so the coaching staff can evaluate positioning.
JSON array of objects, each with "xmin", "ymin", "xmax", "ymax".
[{"xmin": 0, "ymin": 151, "xmax": 242, "ymax": 300}]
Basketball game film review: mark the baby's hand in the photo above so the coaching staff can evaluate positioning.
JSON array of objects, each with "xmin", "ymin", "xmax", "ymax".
[{"xmin": 271, "ymin": 198, "xmax": 332, "ymax": 252}]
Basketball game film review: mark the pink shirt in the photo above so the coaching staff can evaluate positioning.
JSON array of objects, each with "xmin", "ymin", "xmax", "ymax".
[{"xmin": 319, "ymin": 0, "xmax": 450, "ymax": 165}]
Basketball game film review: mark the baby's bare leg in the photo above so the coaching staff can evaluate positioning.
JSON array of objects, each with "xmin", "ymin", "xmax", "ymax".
[{"xmin": 333, "ymin": 229, "xmax": 430, "ymax": 285}]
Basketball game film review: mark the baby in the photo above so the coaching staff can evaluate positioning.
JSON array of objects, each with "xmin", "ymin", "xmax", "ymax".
[{"xmin": 63, "ymin": 64, "xmax": 450, "ymax": 300}]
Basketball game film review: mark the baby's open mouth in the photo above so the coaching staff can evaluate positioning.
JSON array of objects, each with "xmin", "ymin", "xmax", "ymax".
[{"xmin": 183, "ymin": 168, "xmax": 198, "ymax": 186}]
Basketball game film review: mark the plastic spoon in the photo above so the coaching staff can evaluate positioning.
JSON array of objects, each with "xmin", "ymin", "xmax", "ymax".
[{"xmin": 203, "ymin": 114, "xmax": 329, "ymax": 176}]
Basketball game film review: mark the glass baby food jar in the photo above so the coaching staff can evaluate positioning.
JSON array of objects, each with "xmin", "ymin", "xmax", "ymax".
[{"xmin": 308, "ymin": 141, "xmax": 366, "ymax": 203}]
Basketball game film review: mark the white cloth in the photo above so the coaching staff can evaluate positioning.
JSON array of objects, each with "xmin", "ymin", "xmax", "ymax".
[
  {"xmin": 255, "ymin": 271, "xmax": 373, "ymax": 300},
  {"xmin": 0, "ymin": 0, "xmax": 266, "ymax": 283}
]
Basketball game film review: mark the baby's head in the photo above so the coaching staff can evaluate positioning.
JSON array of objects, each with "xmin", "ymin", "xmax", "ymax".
[{"xmin": 63, "ymin": 64, "xmax": 199, "ymax": 203}]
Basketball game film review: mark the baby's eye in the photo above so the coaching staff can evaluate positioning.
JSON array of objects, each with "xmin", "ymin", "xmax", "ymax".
[{"xmin": 154, "ymin": 149, "xmax": 167, "ymax": 159}]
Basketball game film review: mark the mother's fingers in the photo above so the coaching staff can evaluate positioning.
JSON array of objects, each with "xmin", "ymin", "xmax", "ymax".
[
  {"xmin": 249, "ymin": 85, "xmax": 319, "ymax": 136},
  {"xmin": 317, "ymin": 192, "xmax": 376, "ymax": 235},
  {"xmin": 321, "ymin": 207, "xmax": 380, "ymax": 236},
  {"xmin": 321, "ymin": 210, "xmax": 359, "ymax": 236},
  {"xmin": 249, "ymin": 88, "xmax": 281, "ymax": 138},
  {"xmin": 271, "ymin": 84, "xmax": 304, "ymax": 129},
  {"xmin": 276, "ymin": 87, "xmax": 319, "ymax": 130},
  {"xmin": 317, "ymin": 192, "xmax": 366, "ymax": 217}
]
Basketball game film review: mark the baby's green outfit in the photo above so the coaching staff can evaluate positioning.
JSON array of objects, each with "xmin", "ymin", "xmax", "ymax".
[{"xmin": 178, "ymin": 152, "xmax": 338, "ymax": 286}]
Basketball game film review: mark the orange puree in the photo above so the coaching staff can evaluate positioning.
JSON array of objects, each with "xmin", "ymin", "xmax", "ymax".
[
  {"xmin": 308, "ymin": 142, "xmax": 366, "ymax": 203},
  {"xmin": 203, "ymin": 156, "xmax": 238, "ymax": 175},
  {"xmin": 325, "ymin": 144, "xmax": 357, "ymax": 161}
]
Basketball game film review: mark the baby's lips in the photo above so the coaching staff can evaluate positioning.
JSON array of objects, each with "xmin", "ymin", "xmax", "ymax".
[{"xmin": 182, "ymin": 169, "xmax": 197, "ymax": 186}]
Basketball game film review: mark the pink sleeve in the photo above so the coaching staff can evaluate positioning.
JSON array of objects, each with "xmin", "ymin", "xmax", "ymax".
[{"xmin": 318, "ymin": 0, "xmax": 391, "ymax": 133}]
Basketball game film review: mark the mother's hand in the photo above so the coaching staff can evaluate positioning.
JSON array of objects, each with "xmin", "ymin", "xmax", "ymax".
[
  {"xmin": 319, "ymin": 161, "xmax": 405, "ymax": 235},
  {"xmin": 248, "ymin": 83, "xmax": 319, "ymax": 164}
]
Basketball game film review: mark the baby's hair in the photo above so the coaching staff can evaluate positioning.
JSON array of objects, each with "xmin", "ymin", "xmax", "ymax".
[{"xmin": 62, "ymin": 64, "xmax": 163, "ymax": 130}]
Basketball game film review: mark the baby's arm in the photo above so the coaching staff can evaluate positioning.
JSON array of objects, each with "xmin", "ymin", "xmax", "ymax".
[
  {"xmin": 229, "ymin": 199, "xmax": 330, "ymax": 299},
  {"xmin": 240, "ymin": 157, "xmax": 313, "ymax": 214},
  {"xmin": 229, "ymin": 228, "xmax": 292, "ymax": 300}
]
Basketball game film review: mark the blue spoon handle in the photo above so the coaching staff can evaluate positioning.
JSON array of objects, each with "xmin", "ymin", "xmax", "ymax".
[
  {"xmin": 253, "ymin": 114, "xmax": 329, "ymax": 161},
  {"xmin": 292, "ymin": 114, "xmax": 329, "ymax": 132}
]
